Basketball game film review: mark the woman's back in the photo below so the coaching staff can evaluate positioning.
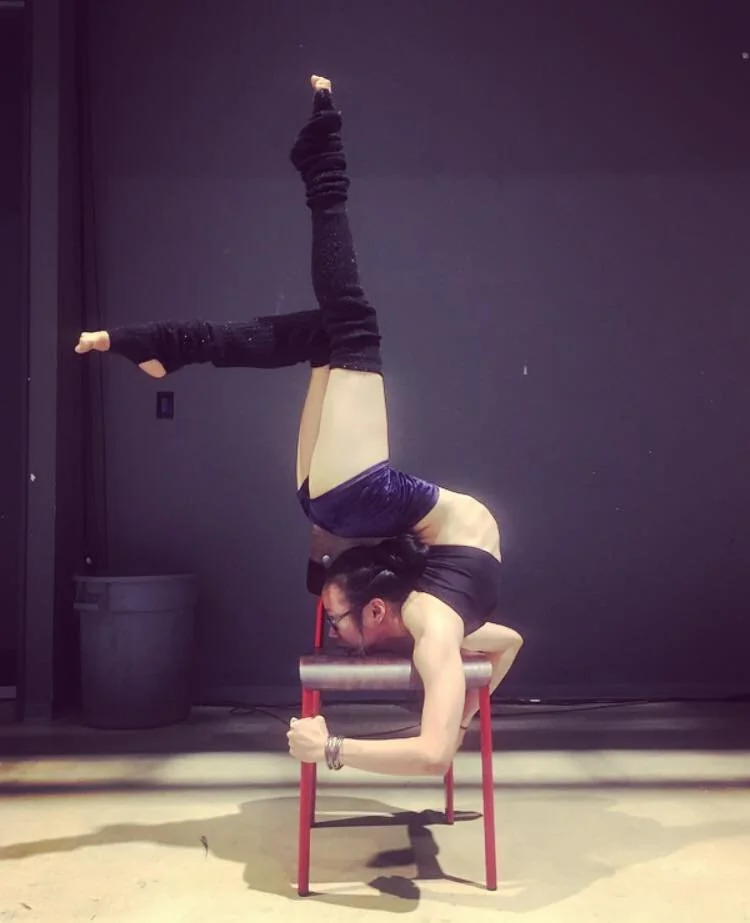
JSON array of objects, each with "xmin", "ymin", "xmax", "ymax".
[{"xmin": 413, "ymin": 486, "xmax": 501, "ymax": 561}]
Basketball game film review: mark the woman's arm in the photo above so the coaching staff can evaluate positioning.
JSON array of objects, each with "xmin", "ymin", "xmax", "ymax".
[
  {"xmin": 460, "ymin": 623, "xmax": 524, "ymax": 729},
  {"xmin": 287, "ymin": 605, "xmax": 466, "ymax": 776},
  {"xmin": 339, "ymin": 620, "xmax": 466, "ymax": 776}
]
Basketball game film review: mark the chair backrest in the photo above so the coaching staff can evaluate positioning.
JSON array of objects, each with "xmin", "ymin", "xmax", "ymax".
[{"xmin": 309, "ymin": 525, "xmax": 386, "ymax": 568}]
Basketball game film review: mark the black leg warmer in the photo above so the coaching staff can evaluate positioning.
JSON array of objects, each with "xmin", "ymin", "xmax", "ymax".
[
  {"xmin": 107, "ymin": 310, "xmax": 330, "ymax": 374},
  {"xmin": 290, "ymin": 89, "xmax": 382, "ymax": 375}
]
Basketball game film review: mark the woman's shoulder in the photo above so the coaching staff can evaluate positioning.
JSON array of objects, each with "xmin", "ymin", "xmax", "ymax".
[{"xmin": 401, "ymin": 590, "xmax": 466, "ymax": 641}]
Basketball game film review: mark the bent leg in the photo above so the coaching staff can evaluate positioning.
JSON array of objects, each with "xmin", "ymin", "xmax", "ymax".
[{"xmin": 291, "ymin": 79, "xmax": 388, "ymax": 497}]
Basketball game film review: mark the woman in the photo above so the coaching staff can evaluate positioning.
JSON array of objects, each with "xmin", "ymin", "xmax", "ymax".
[{"xmin": 76, "ymin": 75, "xmax": 523, "ymax": 776}]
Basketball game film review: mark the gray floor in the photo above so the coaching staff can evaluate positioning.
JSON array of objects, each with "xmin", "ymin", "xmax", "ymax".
[{"xmin": 1, "ymin": 701, "xmax": 749, "ymax": 922}]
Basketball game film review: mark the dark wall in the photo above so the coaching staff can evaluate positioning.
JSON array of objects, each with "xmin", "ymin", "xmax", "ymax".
[
  {"xmin": 0, "ymin": 9, "xmax": 26, "ymax": 675},
  {"xmin": 53, "ymin": 0, "xmax": 85, "ymax": 709},
  {"xmin": 20, "ymin": 0, "xmax": 86, "ymax": 719},
  {"xmin": 84, "ymin": 0, "xmax": 750, "ymax": 700}
]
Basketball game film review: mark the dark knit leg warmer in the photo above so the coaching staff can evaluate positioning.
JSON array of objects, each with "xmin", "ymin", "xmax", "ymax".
[
  {"xmin": 107, "ymin": 310, "xmax": 330, "ymax": 374},
  {"xmin": 290, "ymin": 89, "xmax": 382, "ymax": 374}
]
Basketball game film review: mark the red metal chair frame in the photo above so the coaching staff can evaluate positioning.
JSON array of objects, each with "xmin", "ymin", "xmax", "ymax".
[{"xmin": 296, "ymin": 599, "xmax": 497, "ymax": 896}]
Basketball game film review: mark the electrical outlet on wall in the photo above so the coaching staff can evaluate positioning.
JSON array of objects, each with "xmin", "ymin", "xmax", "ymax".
[{"xmin": 156, "ymin": 391, "xmax": 174, "ymax": 420}]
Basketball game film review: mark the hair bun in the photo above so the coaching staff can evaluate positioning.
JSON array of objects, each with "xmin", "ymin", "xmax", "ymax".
[
  {"xmin": 375, "ymin": 535, "xmax": 428, "ymax": 577},
  {"xmin": 323, "ymin": 534, "xmax": 429, "ymax": 609}
]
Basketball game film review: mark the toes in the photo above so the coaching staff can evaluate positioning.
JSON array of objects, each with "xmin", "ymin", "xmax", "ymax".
[{"xmin": 75, "ymin": 331, "xmax": 110, "ymax": 354}]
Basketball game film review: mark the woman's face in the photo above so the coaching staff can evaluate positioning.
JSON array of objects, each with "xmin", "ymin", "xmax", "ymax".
[
  {"xmin": 321, "ymin": 582, "xmax": 366, "ymax": 651},
  {"xmin": 320, "ymin": 582, "xmax": 412, "ymax": 654}
]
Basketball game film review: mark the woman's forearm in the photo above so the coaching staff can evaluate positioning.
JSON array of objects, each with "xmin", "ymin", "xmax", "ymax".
[
  {"xmin": 340, "ymin": 735, "xmax": 451, "ymax": 777},
  {"xmin": 462, "ymin": 639, "xmax": 524, "ymax": 726}
]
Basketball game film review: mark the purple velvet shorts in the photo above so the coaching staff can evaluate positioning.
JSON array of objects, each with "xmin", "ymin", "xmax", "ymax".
[{"xmin": 297, "ymin": 461, "xmax": 439, "ymax": 538}]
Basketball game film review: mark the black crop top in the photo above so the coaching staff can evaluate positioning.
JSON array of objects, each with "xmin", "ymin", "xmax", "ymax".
[
  {"xmin": 415, "ymin": 545, "xmax": 501, "ymax": 635},
  {"xmin": 307, "ymin": 544, "xmax": 500, "ymax": 637}
]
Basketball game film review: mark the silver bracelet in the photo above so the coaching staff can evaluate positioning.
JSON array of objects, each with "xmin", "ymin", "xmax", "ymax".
[{"xmin": 325, "ymin": 735, "xmax": 344, "ymax": 771}]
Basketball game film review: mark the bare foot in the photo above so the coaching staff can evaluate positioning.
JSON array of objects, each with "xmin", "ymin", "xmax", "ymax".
[
  {"xmin": 75, "ymin": 330, "xmax": 110, "ymax": 354},
  {"xmin": 74, "ymin": 330, "xmax": 167, "ymax": 378},
  {"xmin": 310, "ymin": 74, "xmax": 332, "ymax": 93}
]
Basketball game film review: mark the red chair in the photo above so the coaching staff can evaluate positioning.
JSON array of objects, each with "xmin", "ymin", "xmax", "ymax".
[{"xmin": 296, "ymin": 598, "xmax": 497, "ymax": 896}]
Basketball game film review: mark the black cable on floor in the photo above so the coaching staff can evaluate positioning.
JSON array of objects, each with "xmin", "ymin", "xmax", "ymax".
[{"xmin": 210, "ymin": 695, "xmax": 748, "ymax": 742}]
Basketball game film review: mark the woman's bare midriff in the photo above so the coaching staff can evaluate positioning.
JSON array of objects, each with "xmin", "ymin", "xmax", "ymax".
[
  {"xmin": 406, "ymin": 488, "xmax": 508, "ymax": 652},
  {"xmin": 412, "ymin": 487, "xmax": 501, "ymax": 561},
  {"xmin": 307, "ymin": 488, "xmax": 501, "ymax": 566}
]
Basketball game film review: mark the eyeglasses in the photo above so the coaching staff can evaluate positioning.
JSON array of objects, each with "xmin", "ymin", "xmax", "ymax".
[{"xmin": 325, "ymin": 608, "xmax": 354, "ymax": 629}]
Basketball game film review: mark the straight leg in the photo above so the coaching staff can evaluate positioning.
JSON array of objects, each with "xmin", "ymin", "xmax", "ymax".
[
  {"xmin": 291, "ymin": 83, "xmax": 389, "ymax": 498},
  {"xmin": 297, "ymin": 687, "xmax": 318, "ymax": 896},
  {"xmin": 309, "ymin": 691, "xmax": 321, "ymax": 825},
  {"xmin": 80, "ymin": 311, "xmax": 328, "ymax": 377},
  {"xmin": 307, "ymin": 604, "xmax": 325, "ymax": 832},
  {"xmin": 298, "ymin": 761, "xmax": 314, "ymax": 896},
  {"xmin": 479, "ymin": 685, "xmax": 497, "ymax": 891},
  {"xmin": 444, "ymin": 765, "xmax": 455, "ymax": 824}
]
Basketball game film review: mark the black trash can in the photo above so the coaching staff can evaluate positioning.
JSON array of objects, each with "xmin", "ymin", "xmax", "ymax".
[{"xmin": 73, "ymin": 574, "xmax": 197, "ymax": 729}]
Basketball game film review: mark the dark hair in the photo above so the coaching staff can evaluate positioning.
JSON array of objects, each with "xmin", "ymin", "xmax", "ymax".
[{"xmin": 324, "ymin": 534, "xmax": 429, "ymax": 618}]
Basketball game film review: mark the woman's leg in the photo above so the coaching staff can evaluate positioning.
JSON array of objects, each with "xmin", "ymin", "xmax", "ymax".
[
  {"xmin": 310, "ymin": 370, "xmax": 388, "ymax": 497},
  {"xmin": 291, "ymin": 77, "xmax": 389, "ymax": 499},
  {"xmin": 75, "ymin": 311, "xmax": 330, "ymax": 377},
  {"xmin": 296, "ymin": 364, "xmax": 330, "ymax": 489}
]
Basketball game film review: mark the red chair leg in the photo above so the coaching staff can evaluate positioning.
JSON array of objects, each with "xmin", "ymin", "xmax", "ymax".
[
  {"xmin": 299, "ymin": 598, "xmax": 325, "ymax": 896},
  {"xmin": 309, "ymin": 691, "xmax": 321, "ymax": 825},
  {"xmin": 297, "ymin": 687, "xmax": 318, "ymax": 897},
  {"xmin": 444, "ymin": 764, "xmax": 455, "ymax": 824},
  {"xmin": 478, "ymin": 685, "xmax": 497, "ymax": 890},
  {"xmin": 313, "ymin": 599, "xmax": 325, "ymax": 650},
  {"xmin": 298, "ymin": 762, "xmax": 314, "ymax": 896},
  {"xmin": 309, "ymin": 764, "xmax": 317, "ymax": 827}
]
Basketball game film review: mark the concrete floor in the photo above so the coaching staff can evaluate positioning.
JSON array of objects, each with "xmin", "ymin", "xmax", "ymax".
[{"xmin": 1, "ymin": 702, "xmax": 749, "ymax": 922}]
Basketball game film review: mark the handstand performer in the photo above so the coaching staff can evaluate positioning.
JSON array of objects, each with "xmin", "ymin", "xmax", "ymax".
[{"xmin": 76, "ymin": 76, "xmax": 523, "ymax": 776}]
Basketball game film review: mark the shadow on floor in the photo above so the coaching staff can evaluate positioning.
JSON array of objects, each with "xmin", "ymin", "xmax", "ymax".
[{"xmin": 0, "ymin": 790, "xmax": 748, "ymax": 912}]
